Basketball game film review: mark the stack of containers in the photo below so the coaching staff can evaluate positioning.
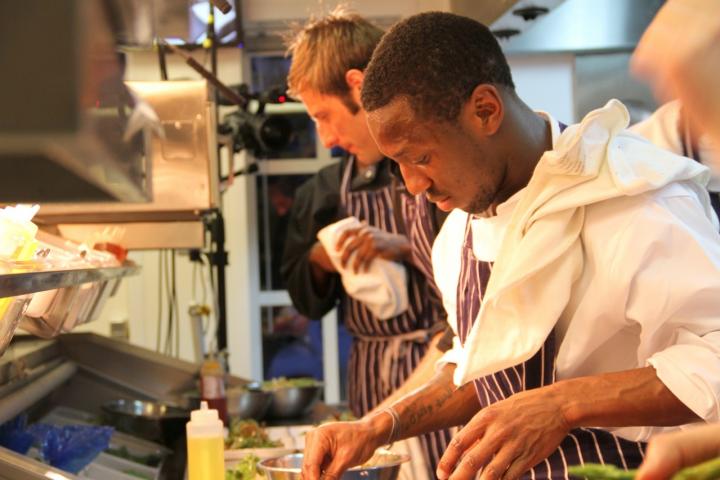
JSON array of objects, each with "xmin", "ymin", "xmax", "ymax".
[
  {"xmin": 20, "ymin": 231, "xmax": 121, "ymax": 338},
  {"xmin": 0, "ymin": 204, "xmax": 125, "ymax": 348},
  {"xmin": 0, "ymin": 205, "xmax": 41, "ymax": 353}
]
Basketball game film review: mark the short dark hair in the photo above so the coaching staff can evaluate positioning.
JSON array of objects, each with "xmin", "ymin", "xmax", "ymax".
[{"xmin": 362, "ymin": 11, "xmax": 515, "ymax": 122}]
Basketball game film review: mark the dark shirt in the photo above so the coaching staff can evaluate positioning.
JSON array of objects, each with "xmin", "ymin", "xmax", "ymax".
[{"xmin": 281, "ymin": 156, "xmax": 453, "ymax": 351}]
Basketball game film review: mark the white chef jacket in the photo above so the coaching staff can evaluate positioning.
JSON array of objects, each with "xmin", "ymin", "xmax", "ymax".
[
  {"xmin": 435, "ymin": 100, "xmax": 720, "ymax": 442},
  {"xmin": 631, "ymin": 100, "xmax": 720, "ymax": 191}
]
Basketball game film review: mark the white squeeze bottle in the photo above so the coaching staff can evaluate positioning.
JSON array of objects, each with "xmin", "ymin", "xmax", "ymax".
[{"xmin": 187, "ymin": 401, "xmax": 225, "ymax": 480}]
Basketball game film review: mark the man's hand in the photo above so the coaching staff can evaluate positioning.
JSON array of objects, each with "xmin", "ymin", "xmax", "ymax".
[
  {"xmin": 335, "ymin": 225, "xmax": 411, "ymax": 273},
  {"xmin": 307, "ymin": 242, "xmax": 336, "ymax": 296},
  {"xmin": 309, "ymin": 241, "xmax": 335, "ymax": 273},
  {"xmin": 636, "ymin": 423, "xmax": 720, "ymax": 480},
  {"xmin": 437, "ymin": 387, "xmax": 570, "ymax": 480},
  {"xmin": 301, "ymin": 415, "xmax": 389, "ymax": 480}
]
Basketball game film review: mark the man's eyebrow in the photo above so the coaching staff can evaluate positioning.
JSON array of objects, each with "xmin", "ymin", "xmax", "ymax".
[{"xmin": 389, "ymin": 147, "xmax": 408, "ymax": 160}]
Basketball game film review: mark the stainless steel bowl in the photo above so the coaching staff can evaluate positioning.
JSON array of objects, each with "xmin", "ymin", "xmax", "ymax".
[
  {"xmin": 101, "ymin": 399, "xmax": 189, "ymax": 447},
  {"xmin": 266, "ymin": 384, "xmax": 322, "ymax": 419},
  {"xmin": 258, "ymin": 451, "xmax": 409, "ymax": 480},
  {"xmin": 227, "ymin": 385, "xmax": 272, "ymax": 420}
]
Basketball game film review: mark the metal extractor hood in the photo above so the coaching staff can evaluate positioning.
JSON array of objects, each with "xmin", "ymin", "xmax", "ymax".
[
  {"xmin": 0, "ymin": 0, "xmax": 151, "ymax": 204},
  {"xmin": 502, "ymin": 0, "xmax": 665, "ymax": 53}
]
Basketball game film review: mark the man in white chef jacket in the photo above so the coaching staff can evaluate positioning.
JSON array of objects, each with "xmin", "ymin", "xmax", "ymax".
[
  {"xmin": 631, "ymin": 100, "xmax": 720, "ymax": 221},
  {"xmin": 300, "ymin": 11, "xmax": 720, "ymax": 480}
]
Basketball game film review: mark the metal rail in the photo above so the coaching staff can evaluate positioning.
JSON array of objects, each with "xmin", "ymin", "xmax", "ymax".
[{"xmin": 0, "ymin": 264, "xmax": 140, "ymax": 298}]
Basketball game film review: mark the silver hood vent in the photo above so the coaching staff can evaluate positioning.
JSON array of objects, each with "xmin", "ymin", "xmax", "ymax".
[
  {"xmin": 449, "ymin": 0, "xmax": 567, "ymax": 39},
  {"xmin": 501, "ymin": 0, "xmax": 665, "ymax": 53}
]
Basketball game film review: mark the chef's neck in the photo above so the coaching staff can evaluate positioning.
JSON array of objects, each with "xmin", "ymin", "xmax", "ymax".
[{"xmin": 488, "ymin": 92, "xmax": 553, "ymax": 213}]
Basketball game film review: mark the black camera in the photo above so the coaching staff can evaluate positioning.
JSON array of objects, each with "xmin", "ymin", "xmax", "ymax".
[
  {"xmin": 218, "ymin": 84, "xmax": 293, "ymax": 155},
  {"xmin": 219, "ymin": 109, "xmax": 292, "ymax": 154}
]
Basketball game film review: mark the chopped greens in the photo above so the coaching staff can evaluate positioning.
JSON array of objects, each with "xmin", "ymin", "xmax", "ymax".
[
  {"xmin": 568, "ymin": 464, "xmax": 635, "ymax": 480},
  {"xmin": 261, "ymin": 377, "xmax": 319, "ymax": 391},
  {"xmin": 569, "ymin": 457, "xmax": 720, "ymax": 480},
  {"xmin": 225, "ymin": 419, "xmax": 282, "ymax": 450},
  {"xmin": 225, "ymin": 454, "xmax": 260, "ymax": 480}
]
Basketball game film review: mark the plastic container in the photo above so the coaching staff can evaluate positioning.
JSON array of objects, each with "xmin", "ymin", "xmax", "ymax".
[
  {"xmin": 0, "ymin": 296, "xmax": 31, "ymax": 354},
  {"xmin": 0, "ymin": 205, "xmax": 39, "ymax": 260},
  {"xmin": 20, "ymin": 285, "xmax": 82, "ymax": 338},
  {"xmin": 200, "ymin": 357, "xmax": 228, "ymax": 425},
  {"xmin": 0, "ymin": 205, "xmax": 40, "ymax": 331},
  {"xmin": 186, "ymin": 401, "xmax": 224, "ymax": 480}
]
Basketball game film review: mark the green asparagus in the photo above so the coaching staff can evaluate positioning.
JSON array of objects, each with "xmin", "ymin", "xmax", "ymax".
[{"xmin": 569, "ymin": 457, "xmax": 720, "ymax": 480}]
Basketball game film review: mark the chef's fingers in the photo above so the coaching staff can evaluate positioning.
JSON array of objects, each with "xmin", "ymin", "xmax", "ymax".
[
  {"xmin": 339, "ymin": 232, "xmax": 367, "ymax": 268},
  {"xmin": 447, "ymin": 428, "xmax": 508, "ymax": 480},
  {"xmin": 301, "ymin": 431, "xmax": 328, "ymax": 480},
  {"xmin": 319, "ymin": 456, "xmax": 355, "ymax": 480},
  {"xmin": 636, "ymin": 424, "xmax": 720, "ymax": 480},
  {"xmin": 486, "ymin": 443, "xmax": 525, "ymax": 480},
  {"xmin": 353, "ymin": 240, "xmax": 377, "ymax": 273},
  {"xmin": 336, "ymin": 227, "xmax": 364, "ymax": 251},
  {"xmin": 437, "ymin": 418, "xmax": 489, "ymax": 479}
]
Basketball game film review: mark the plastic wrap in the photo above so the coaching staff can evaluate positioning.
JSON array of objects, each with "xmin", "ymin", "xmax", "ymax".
[
  {"xmin": 27, "ymin": 423, "xmax": 114, "ymax": 474},
  {"xmin": 0, "ymin": 415, "xmax": 35, "ymax": 455}
]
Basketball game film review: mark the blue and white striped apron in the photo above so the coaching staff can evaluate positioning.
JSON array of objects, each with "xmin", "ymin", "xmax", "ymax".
[
  {"xmin": 339, "ymin": 157, "xmax": 452, "ymax": 474},
  {"xmin": 456, "ymin": 216, "xmax": 646, "ymax": 479},
  {"xmin": 407, "ymin": 193, "xmax": 445, "ymax": 304}
]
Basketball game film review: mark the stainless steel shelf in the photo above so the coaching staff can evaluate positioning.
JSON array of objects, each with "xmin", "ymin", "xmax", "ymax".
[{"xmin": 0, "ymin": 264, "xmax": 140, "ymax": 298}]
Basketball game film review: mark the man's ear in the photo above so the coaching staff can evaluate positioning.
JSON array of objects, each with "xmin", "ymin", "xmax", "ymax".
[
  {"xmin": 345, "ymin": 68, "xmax": 365, "ymax": 90},
  {"xmin": 467, "ymin": 84, "xmax": 504, "ymax": 136},
  {"xmin": 345, "ymin": 68, "xmax": 365, "ymax": 105}
]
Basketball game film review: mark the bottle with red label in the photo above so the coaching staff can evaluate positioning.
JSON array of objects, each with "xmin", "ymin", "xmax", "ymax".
[{"xmin": 199, "ymin": 355, "xmax": 228, "ymax": 425}]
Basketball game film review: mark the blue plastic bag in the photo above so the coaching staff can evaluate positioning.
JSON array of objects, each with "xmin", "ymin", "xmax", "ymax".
[
  {"xmin": 0, "ymin": 415, "xmax": 34, "ymax": 454},
  {"xmin": 28, "ymin": 423, "xmax": 114, "ymax": 474}
]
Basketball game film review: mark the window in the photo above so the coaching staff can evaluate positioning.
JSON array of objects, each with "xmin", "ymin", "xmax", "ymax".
[{"xmin": 242, "ymin": 53, "xmax": 346, "ymax": 403}]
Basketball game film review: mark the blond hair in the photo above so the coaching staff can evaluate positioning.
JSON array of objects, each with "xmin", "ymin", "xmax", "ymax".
[{"xmin": 286, "ymin": 6, "xmax": 384, "ymax": 113}]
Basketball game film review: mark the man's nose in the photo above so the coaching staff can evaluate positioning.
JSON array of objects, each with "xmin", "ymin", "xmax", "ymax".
[
  {"xmin": 399, "ymin": 163, "xmax": 432, "ymax": 196},
  {"xmin": 316, "ymin": 124, "xmax": 339, "ymax": 149}
]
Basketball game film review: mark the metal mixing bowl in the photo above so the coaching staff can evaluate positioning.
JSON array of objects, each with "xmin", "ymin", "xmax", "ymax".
[
  {"xmin": 266, "ymin": 384, "xmax": 322, "ymax": 419},
  {"xmin": 227, "ymin": 385, "xmax": 273, "ymax": 420},
  {"xmin": 101, "ymin": 399, "xmax": 189, "ymax": 447},
  {"xmin": 258, "ymin": 451, "xmax": 409, "ymax": 480}
]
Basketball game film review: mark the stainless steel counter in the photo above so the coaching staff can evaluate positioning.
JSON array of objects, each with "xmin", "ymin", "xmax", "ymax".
[{"xmin": 0, "ymin": 333, "xmax": 237, "ymax": 479}]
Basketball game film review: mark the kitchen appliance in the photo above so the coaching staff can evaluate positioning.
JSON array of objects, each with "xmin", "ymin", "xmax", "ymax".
[{"xmin": 37, "ymin": 80, "xmax": 220, "ymax": 250}]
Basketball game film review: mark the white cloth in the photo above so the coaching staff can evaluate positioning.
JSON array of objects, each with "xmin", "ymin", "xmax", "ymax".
[
  {"xmin": 317, "ymin": 216, "xmax": 408, "ymax": 320},
  {"xmin": 631, "ymin": 100, "xmax": 720, "ymax": 191},
  {"xmin": 435, "ymin": 99, "xmax": 720, "ymax": 441}
]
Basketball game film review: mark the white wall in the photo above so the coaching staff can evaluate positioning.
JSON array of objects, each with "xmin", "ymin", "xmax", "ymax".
[{"xmin": 508, "ymin": 53, "xmax": 576, "ymax": 123}]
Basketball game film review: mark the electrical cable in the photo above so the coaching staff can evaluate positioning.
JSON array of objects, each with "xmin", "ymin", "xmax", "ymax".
[
  {"xmin": 204, "ymin": 251, "xmax": 219, "ymax": 355},
  {"xmin": 164, "ymin": 250, "xmax": 174, "ymax": 356},
  {"xmin": 157, "ymin": 38, "xmax": 169, "ymax": 81},
  {"xmin": 172, "ymin": 250, "xmax": 180, "ymax": 358},
  {"xmin": 156, "ymin": 251, "xmax": 163, "ymax": 352}
]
